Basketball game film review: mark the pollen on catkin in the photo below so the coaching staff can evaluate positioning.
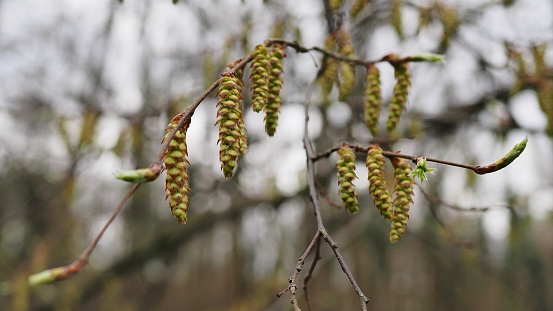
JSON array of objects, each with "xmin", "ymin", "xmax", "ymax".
[
  {"xmin": 162, "ymin": 113, "xmax": 191, "ymax": 224},
  {"xmin": 249, "ymin": 44, "xmax": 271, "ymax": 113},
  {"xmin": 366, "ymin": 145, "xmax": 392, "ymax": 220},
  {"xmin": 216, "ymin": 72, "xmax": 246, "ymax": 177},
  {"xmin": 389, "ymin": 157, "xmax": 414, "ymax": 243},
  {"xmin": 336, "ymin": 145, "xmax": 359, "ymax": 214},
  {"xmin": 364, "ymin": 64, "xmax": 382, "ymax": 137},
  {"xmin": 265, "ymin": 44, "xmax": 286, "ymax": 136},
  {"xmin": 386, "ymin": 61, "xmax": 411, "ymax": 133}
]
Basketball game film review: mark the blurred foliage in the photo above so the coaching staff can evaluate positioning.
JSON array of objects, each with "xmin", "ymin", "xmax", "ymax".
[{"xmin": 0, "ymin": 0, "xmax": 552, "ymax": 310}]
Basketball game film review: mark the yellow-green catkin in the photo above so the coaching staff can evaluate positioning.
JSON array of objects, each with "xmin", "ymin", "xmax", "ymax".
[
  {"xmin": 350, "ymin": 0, "xmax": 370, "ymax": 18},
  {"xmin": 162, "ymin": 113, "xmax": 191, "ymax": 224},
  {"xmin": 389, "ymin": 157, "xmax": 414, "ymax": 243},
  {"xmin": 336, "ymin": 28, "xmax": 356, "ymax": 101},
  {"xmin": 391, "ymin": 0, "xmax": 403, "ymax": 40},
  {"xmin": 337, "ymin": 145, "xmax": 359, "ymax": 214},
  {"xmin": 318, "ymin": 33, "xmax": 339, "ymax": 103},
  {"xmin": 265, "ymin": 44, "xmax": 286, "ymax": 136},
  {"xmin": 249, "ymin": 44, "xmax": 271, "ymax": 113},
  {"xmin": 531, "ymin": 44, "xmax": 553, "ymax": 135},
  {"xmin": 329, "ymin": 0, "xmax": 344, "ymax": 11},
  {"xmin": 364, "ymin": 64, "xmax": 382, "ymax": 136},
  {"xmin": 366, "ymin": 145, "xmax": 392, "ymax": 220},
  {"xmin": 227, "ymin": 59, "xmax": 248, "ymax": 156},
  {"xmin": 507, "ymin": 47, "xmax": 527, "ymax": 93},
  {"xmin": 386, "ymin": 61, "xmax": 411, "ymax": 133},
  {"xmin": 216, "ymin": 72, "xmax": 246, "ymax": 177},
  {"xmin": 437, "ymin": 4, "xmax": 459, "ymax": 52}
]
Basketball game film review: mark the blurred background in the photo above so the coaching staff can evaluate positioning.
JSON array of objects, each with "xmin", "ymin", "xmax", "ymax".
[{"xmin": 0, "ymin": 0, "xmax": 552, "ymax": 310}]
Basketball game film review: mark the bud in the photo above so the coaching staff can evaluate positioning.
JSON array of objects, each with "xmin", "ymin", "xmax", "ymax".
[
  {"xmin": 115, "ymin": 168, "xmax": 158, "ymax": 183},
  {"xmin": 405, "ymin": 53, "xmax": 444, "ymax": 63},
  {"xmin": 476, "ymin": 137, "xmax": 528, "ymax": 174}
]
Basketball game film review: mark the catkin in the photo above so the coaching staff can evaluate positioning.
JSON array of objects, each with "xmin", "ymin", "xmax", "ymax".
[
  {"xmin": 391, "ymin": 0, "xmax": 403, "ymax": 39},
  {"xmin": 265, "ymin": 44, "xmax": 286, "ymax": 136},
  {"xmin": 162, "ymin": 113, "xmax": 191, "ymax": 224},
  {"xmin": 389, "ymin": 157, "xmax": 414, "ymax": 243},
  {"xmin": 366, "ymin": 145, "xmax": 392, "ymax": 220},
  {"xmin": 329, "ymin": 0, "xmax": 344, "ymax": 11},
  {"xmin": 350, "ymin": 0, "xmax": 370, "ymax": 18},
  {"xmin": 337, "ymin": 145, "xmax": 360, "ymax": 214},
  {"xmin": 364, "ymin": 64, "xmax": 382, "ymax": 136},
  {"xmin": 216, "ymin": 72, "xmax": 246, "ymax": 177},
  {"xmin": 249, "ymin": 44, "xmax": 271, "ymax": 113},
  {"xmin": 318, "ymin": 33, "xmax": 339, "ymax": 103},
  {"xmin": 335, "ymin": 28, "xmax": 356, "ymax": 101},
  {"xmin": 386, "ymin": 61, "xmax": 411, "ymax": 133}
]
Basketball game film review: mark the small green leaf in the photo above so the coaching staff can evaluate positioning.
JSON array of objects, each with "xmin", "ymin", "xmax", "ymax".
[{"xmin": 409, "ymin": 157, "xmax": 437, "ymax": 182}]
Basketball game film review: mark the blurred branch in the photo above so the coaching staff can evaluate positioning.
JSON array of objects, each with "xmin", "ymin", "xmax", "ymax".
[{"xmin": 419, "ymin": 186, "xmax": 514, "ymax": 213}]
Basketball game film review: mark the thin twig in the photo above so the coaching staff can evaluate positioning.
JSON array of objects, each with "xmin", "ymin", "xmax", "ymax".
[
  {"xmin": 419, "ymin": 186, "xmax": 513, "ymax": 213},
  {"xmin": 277, "ymin": 231, "xmax": 321, "ymax": 310},
  {"xmin": 312, "ymin": 143, "xmax": 512, "ymax": 175},
  {"xmin": 301, "ymin": 83, "xmax": 370, "ymax": 309},
  {"xmin": 27, "ymin": 184, "xmax": 141, "ymax": 285},
  {"xmin": 303, "ymin": 236, "xmax": 321, "ymax": 311}
]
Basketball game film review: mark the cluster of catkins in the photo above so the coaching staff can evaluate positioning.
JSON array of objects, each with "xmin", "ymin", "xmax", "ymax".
[
  {"xmin": 362, "ymin": 55, "xmax": 412, "ymax": 136},
  {"xmin": 162, "ymin": 43, "xmax": 286, "ymax": 223},
  {"xmin": 318, "ymin": 28, "xmax": 357, "ymax": 103},
  {"xmin": 336, "ymin": 144, "xmax": 415, "ymax": 243}
]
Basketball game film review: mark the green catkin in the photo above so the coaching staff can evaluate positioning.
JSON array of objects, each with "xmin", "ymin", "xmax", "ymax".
[
  {"xmin": 437, "ymin": 5, "xmax": 459, "ymax": 52},
  {"xmin": 336, "ymin": 145, "xmax": 360, "ymax": 214},
  {"xmin": 531, "ymin": 44, "xmax": 553, "ymax": 135},
  {"xmin": 216, "ymin": 72, "xmax": 246, "ymax": 177},
  {"xmin": 391, "ymin": 0, "xmax": 403, "ymax": 39},
  {"xmin": 350, "ymin": 0, "xmax": 370, "ymax": 19},
  {"xmin": 329, "ymin": 0, "xmax": 344, "ymax": 11},
  {"xmin": 364, "ymin": 64, "xmax": 382, "ymax": 136},
  {"xmin": 386, "ymin": 61, "xmax": 411, "ymax": 133},
  {"xmin": 162, "ymin": 113, "xmax": 191, "ymax": 224},
  {"xmin": 389, "ymin": 157, "xmax": 414, "ymax": 243},
  {"xmin": 227, "ymin": 60, "xmax": 248, "ymax": 156},
  {"xmin": 335, "ymin": 28, "xmax": 356, "ymax": 101},
  {"xmin": 366, "ymin": 145, "xmax": 392, "ymax": 220},
  {"xmin": 249, "ymin": 44, "xmax": 271, "ymax": 113},
  {"xmin": 265, "ymin": 44, "xmax": 286, "ymax": 136},
  {"xmin": 318, "ymin": 33, "xmax": 339, "ymax": 103},
  {"xmin": 509, "ymin": 48, "xmax": 527, "ymax": 93}
]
